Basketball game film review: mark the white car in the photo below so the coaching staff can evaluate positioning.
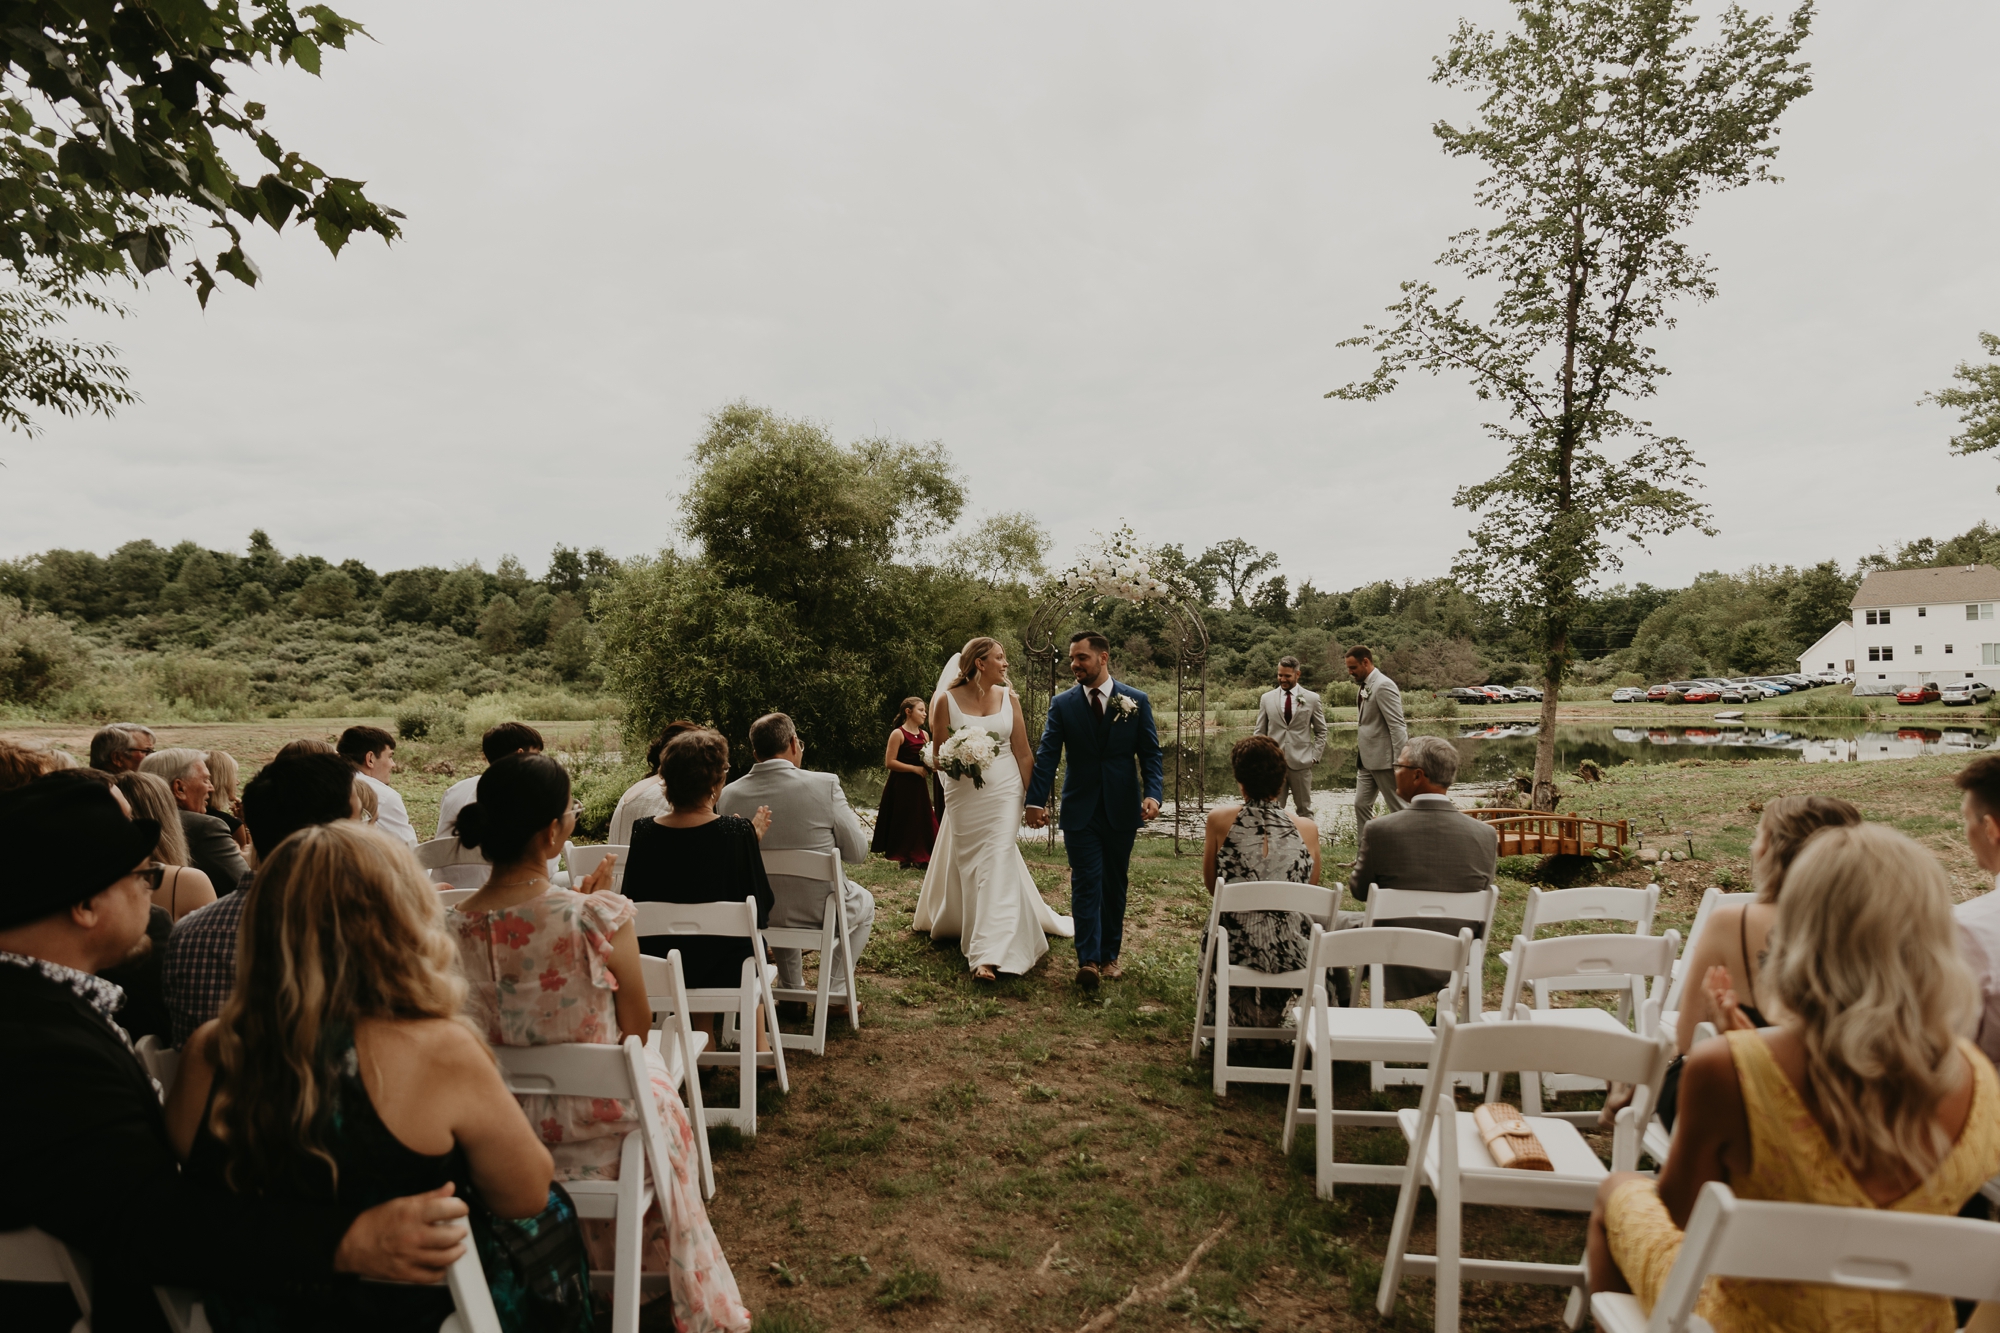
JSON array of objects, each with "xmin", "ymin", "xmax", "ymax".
[
  {"xmin": 1610, "ymin": 686, "xmax": 1645, "ymax": 703},
  {"xmin": 1941, "ymin": 681, "xmax": 1995, "ymax": 707}
]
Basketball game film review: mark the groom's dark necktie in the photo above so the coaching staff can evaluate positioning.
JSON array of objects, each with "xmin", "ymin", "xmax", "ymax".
[
  {"xmin": 1283, "ymin": 689, "xmax": 1293, "ymax": 723},
  {"xmin": 1090, "ymin": 686, "xmax": 1105, "ymax": 720}
]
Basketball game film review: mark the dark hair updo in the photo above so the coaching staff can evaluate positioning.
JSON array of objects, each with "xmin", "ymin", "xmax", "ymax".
[
  {"xmin": 1230, "ymin": 734, "xmax": 1288, "ymax": 802},
  {"xmin": 661, "ymin": 730, "xmax": 730, "ymax": 809},
  {"xmin": 454, "ymin": 753, "xmax": 572, "ymax": 865}
]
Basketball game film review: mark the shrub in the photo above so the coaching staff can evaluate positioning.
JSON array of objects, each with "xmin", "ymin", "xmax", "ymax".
[
  {"xmin": 151, "ymin": 655, "xmax": 253, "ymax": 714},
  {"xmin": 396, "ymin": 697, "xmax": 467, "ymax": 740},
  {"xmin": 0, "ymin": 596, "xmax": 89, "ymax": 704}
]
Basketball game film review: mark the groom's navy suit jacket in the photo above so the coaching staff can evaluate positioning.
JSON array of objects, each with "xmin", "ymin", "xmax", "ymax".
[{"xmin": 1025, "ymin": 682, "xmax": 1166, "ymax": 831}]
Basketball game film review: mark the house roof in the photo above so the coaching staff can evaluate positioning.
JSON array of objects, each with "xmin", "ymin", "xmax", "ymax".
[{"xmin": 1850, "ymin": 564, "xmax": 2000, "ymax": 609}]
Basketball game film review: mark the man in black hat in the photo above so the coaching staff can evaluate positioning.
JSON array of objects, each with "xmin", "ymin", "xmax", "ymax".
[{"xmin": 0, "ymin": 774, "xmax": 470, "ymax": 1331}]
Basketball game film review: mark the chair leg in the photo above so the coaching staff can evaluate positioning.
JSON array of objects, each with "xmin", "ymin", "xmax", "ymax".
[
  {"xmin": 1190, "ymin": 933, "xmax": 1215, "ymax": 1060},
  {"xmin": 1434, "ymin": 1120, "xmax": 1461, "ymax": 1333},
  {"xmin": 835, "ymin": 890, "xmax": 860, "ymax": 1029},
  {"xmin": 739, "ymin": 989, "xmax": 757, "ymax": 1136},
  {"xmin": 1280, "ymin": 991, "xmax": 1313, "ymax": 1153},
  {"xmin": 1376, "ymin": 1140, "xmax": 1426, "ymax": 1317},
  {"xmin": 1313, "ymin": 994, "xmax": 1335, "ymax": 1202},
  {"xmin": 680, "ymin": 1022, "xmax": 715, "ymax": 1199},
  {"xmin": 1212, "ymin": 932, "xmax": 1231, "ymax": 1098},
  {"xmin": 610, "ymin": 1136, "xmax": 645, "ymax": 1333}
]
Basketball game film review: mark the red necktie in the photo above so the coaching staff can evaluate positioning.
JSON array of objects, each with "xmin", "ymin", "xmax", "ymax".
[
  {"xmin": 1091, "ymin": 687, "xmax": 1105, "ymax": 719},
  {"xmin": 1284, "ymin": 689, "xmax": 1293, "ymax": 723}
]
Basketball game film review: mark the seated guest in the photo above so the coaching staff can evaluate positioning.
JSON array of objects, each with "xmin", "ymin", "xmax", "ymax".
[
  {"xmin": 1198, "ymin": 734, "xmax": 1322, "ymax": 1030},
  {"xmin": 449, "ymin": 754, "xmax": 752, "ymax": 1330},
  {"xmin": 205, "ymin": 748, "xmax": 250, "ymax": 850},
  {"xmin": 162, "ymin": 750, "xmax": 360, "ymax": 1047},
  {"xmin": 718, "ymin": 712, "xmax": 871, "ymax": 1012},
  {"xmin": 275, "ymin": 737, "xmax": 338, "ymax": 760},
  {"xmin": 1954, "ymin": 754, "xmax": 2000, "ymax": 1066},
  {"xmin": 114, "ymin": 772, "xmax": 218, "ymax": 922},
  {"xmin": 166, "ymin": 821, "xmax": 580, "ymax": 1333},
  {"xmin": 338, "ymin": 725, "xmax": 417, "ymax": 847},
  {"xmin": 0, "ymin": 775, "xmax": 470, "ymax": 1331},
  {"xmin": 1588, "ymin": 823, "xmax": 2000, "ymax": 1330},
  {"xmin": 0, "ymin": 739, "xmax": 63, "ymax": 790},
  {"xmin": 1349, "ymin": 734, "xmax": 1495, "ymax": 1001},
  {"xmin": 436, "ymin": 721, "xmax": 545, "ymax": 839},
  {"xmin": 141, "ymin": 747, "xmax": 249, "ymax": 890},
  {"xmin": 89, "ymin": 722, "xmax": 155, "ymax": 773},
  {"xmin": 608, "ymin": 719, "xmax": 699, "ymax": 848},
  {"xmin": 625, "ymin": 730, "xmax": 775, "ymax": 1016}
]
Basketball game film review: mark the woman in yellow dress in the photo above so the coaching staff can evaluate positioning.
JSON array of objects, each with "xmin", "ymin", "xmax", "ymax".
[{"xmin": 1586, "ymin": 821, "xmax": 2000, "ymax": 1332}]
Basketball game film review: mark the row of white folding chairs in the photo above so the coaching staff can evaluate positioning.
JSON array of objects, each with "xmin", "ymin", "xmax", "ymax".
[{"xmin": 2, "ymin": 1221, "xmax": 507, "ymax": 1333}]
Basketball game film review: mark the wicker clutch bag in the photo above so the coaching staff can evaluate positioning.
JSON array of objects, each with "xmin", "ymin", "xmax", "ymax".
[{"xmin": 1473, "ymin": 1102, "xmax": 1555, "ymax": 1171}]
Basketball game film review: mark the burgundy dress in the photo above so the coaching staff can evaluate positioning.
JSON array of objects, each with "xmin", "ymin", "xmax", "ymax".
[{"xmin": 871, "ymin": 728, "xmax": 939, "ymax": 867}]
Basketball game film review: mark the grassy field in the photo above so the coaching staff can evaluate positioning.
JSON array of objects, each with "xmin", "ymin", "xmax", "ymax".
[{"xmin": 9, "ymin": 718, "xmax": 1988, "ymax": 1331}]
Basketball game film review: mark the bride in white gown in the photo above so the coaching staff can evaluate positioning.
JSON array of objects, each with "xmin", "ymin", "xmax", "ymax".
[{"xmin": 911, "ymin": 637, "xmax": 1075, "ymax": 980}]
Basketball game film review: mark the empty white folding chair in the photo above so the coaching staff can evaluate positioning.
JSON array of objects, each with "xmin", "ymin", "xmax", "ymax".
[
  {"xmin": 1591, "ymin": 1180, "xmax": 2000, "ymax": 1333},
  {"xmin": 415, "ymin": 835, "xmax": 489, "ymax": 890},
  {"xmin": 1190, "ymin": 879, "xmax": 1340, "ymax": 1095},
  {"xmin": 1490, "ymin": 930, "xmax": 1678, "ymax": 1120},
  {"xmin": 1376, "ymin": 1012, "xmax": 1674, "ymax": 1333},
  {"xmin": 134, "ymin": 1034, "xmax": 179, "ymax": 1097},
  {"xmin": 638, "ymin": 951, "xmax": 715, "ymax": 1199},
  {"xmin": 759, "ymin": 846, "xmax": 859, "ymax": 1055},
  {"xmin": 1520, "ymin": 885, "xmax": 1660, "ymax": 1095},
  {"xmin": 490, "ymin": 1036, "xmax": 675, "ymax": 1333},
  {"xmin": 632, "ymin": 898, "xmax": 788, "ymax": 1134},
  {"xmin": 1282, "ymin": 923, "xmax": 1473, "ymax": 1201},
  {"xmin": 1659, "ymin": 886, "xmax": 1752, "ymax": 1029},
  {"xmin": 0, "ymin": 1227, "xmax": 91, "ymax": 1331},
  {"xmin": 561, "ymin": 841, "xmax": 627, "ymax": 894},
  {"xmin": 1360, "ymin": 885, "xmax": 1500, "ymax": 1093}
]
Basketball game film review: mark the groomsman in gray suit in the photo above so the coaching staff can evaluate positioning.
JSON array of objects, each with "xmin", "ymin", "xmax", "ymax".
[
  {"xmin": 1347, "ymin": 644, "xmax": 1407, "ymax": 835},
  {"xmin": 1253, "ymin": 656, "xmax": 1327, "ymax": 816},
  {"xmin": 718, "ymin": 713, "xmax": 875, "ymax": 1015}
]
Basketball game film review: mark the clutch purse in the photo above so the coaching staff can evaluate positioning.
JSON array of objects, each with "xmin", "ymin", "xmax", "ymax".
[{"xmin": 1473, "ymin": 1102, "xmax": 1554, "ymax": 1171}]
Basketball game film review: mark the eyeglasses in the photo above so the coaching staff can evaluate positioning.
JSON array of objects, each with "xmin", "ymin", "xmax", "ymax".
[
  {"xmin": 1392, "ymin": 763, "xmax": 1418, "ymax": 772},
  {"xmin": 136, "ymin": 864, "xmax": 165, "ymax": 892}
]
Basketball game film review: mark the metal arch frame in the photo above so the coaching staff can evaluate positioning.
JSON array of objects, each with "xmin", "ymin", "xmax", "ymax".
[{"xmin": 1021, "ymin": 589, "xmax": 1210, "ymax": 854}]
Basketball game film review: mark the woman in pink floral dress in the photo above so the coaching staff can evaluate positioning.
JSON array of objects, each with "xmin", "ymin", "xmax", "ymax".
[{"xmin": 448, "ymin": 754, "xmax": 750, "ymax": 1333}]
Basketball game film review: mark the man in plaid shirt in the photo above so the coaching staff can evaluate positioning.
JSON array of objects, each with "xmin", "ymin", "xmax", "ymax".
[{"xmin": 162, "ymin": 750, "xmax": 361, "ymax": 1046}]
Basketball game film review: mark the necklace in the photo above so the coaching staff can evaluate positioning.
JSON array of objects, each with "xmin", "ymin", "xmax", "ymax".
[{"xmin": 484, "ymin": 872, "xmax": 549, "ymax": 892}]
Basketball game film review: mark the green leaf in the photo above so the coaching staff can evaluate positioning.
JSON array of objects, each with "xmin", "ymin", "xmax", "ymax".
[{"xmin": 290, "ymin": 36, "xmax": 322, "ymax": 76}]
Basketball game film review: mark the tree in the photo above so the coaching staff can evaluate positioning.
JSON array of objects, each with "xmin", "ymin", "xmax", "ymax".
[
  {"xmin": 1196, "ymin": 539, "xmax": 1279, "ymax": 609},
  {"xmin": 0, "ymin": 283, "xmax": 133, "ymax": 438},
  {"xmin": 1327, "ymin": 0, "xmax": 1812, "ymax": 809},
  {"xmin": 1784, "ymin": 560, "xmax": 1856, "ymax": 644},
  {"xmin": 292, "ymin": 569, "xmax": 355, "ymax": 618},
  {"xmin": 1922, "ymin": 332, "xmax": 2000, "ymax": 487},
  {"xmin": 476, "ymin": 593, "xmax": 521, "ymax": 656},
  {"xmin": 946, "ymin": 511, "xmax": 1050, "ymax": 585}
]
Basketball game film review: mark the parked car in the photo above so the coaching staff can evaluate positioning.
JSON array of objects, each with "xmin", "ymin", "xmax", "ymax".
[
  {"xmin": 1511, "ymin": 686, "xmax": 1544, "ymax": 703},
  {"xmin": 1780, "ymin": 674, "xmax": 1815, "ymax": 689},
  {"xmin": 1717, "ymin": 685, "xmax": 1756, "ymax": 704},
  {"xmin": 1646, "ymin": 683, "xmax": 1679, "ymax": 702},
  {"xmin": 1611, "ymin": 686, "xmax": 1646, "ymax": 703},
  {"xmin": 1680, "ymin": 685, "xmax": 1723, "ymax": 704},
  {"xmin": 1897, "ymin": 683, "xmax": 1941, "ymax": 706},
  {"xmin": 1751, "ymin": 678, "xmax": 1794, "ymax": 694},
  {"xmin": 1852, "ymin": 680, "xmax": 1899, "ymax": 697},
  {"xmin": 1941, "ymin": 681, "xmax": 1994, "ymax": 707},
  {"xmin": 1477, "ymin": 685, "xmax": 1517, "ymax": 702},
  {"xmin": 1446, "ymin": 687, "xmax": 1490, "ymax": 706}
]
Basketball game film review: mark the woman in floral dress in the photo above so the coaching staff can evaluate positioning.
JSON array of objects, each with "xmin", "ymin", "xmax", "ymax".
[
  {"xmin": 1199, "ymin": 734, "xmax": 1322, "ymax": 1030},
  {"xmin": 449, "ymin": 754, "xmax": 750, "ymax": 1333}
]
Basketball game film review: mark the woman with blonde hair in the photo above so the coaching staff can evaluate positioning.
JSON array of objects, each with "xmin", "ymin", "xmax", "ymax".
[
  {"xmin": 1588, "ymin": 822, "xmax": 2000, "ymax": 1330},
  {"xmin": 114, "ymin": 770, "xmax": 217, "ymax": 921},
  {"xmin": 206, "ymin": 748, "xmax": 251, "ymax": 851},
  {"xmin": 165, "ymin": 821, "xmax": 581, "ymax": 1332}
]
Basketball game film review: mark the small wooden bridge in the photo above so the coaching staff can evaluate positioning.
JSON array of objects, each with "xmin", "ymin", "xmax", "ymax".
[{"xmin": 1464, "ymin": 808, "xmax": 1629, "ymax": 858}]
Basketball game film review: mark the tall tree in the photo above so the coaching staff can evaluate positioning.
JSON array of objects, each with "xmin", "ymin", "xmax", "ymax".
[
  {"xmin": 1922, "ymin": 332, "xmax": 2000, "ymax": 487},
  {"xmin": 1328, "ymin": 0, "xmax": 1812, "ymax": 809},
  {"xmin": 1196, "ymin": 538, "xmax": 1279, "ymax": 609}
]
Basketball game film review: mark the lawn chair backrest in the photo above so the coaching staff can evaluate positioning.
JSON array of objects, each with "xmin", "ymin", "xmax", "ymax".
[
  {"xmin": 415, "ymin": 836, "xmax": 486, "ymax": 871},
  {"xmin": 762, "ymin": 846, "xmax": 842, "ymax": 886},
  {"xmin": 1213, "ymin": 880, "xmax": 1339, "ymax": 922},
  {"xmin": 561, "ymin": 841, "xmax": 625, "ymax": 891},
  {"xmin": 1520, "ymin": 884, "xmax": 1658, "ymax": 938},
  {"xmin": 490, "ymin": 1040, "xmax": 637, "ymax": 1101},
  {"xmin": 632, "ymin": 897, "xmax": 758, "ymax": 941},
  {"xmin": 1499, "ymin": 930, "xmax": 1679, "ymax": 1023},
  {"xmin": 1362, "ymin": 885, "xmax": 1497, "ymax": 933},
  {"xmin": 437, "ymin": 887, "xmax": 478, "ymax": 909},
  {"xmin": 1434, "ymin": 1008, "xmax": 1673, "ymax": 1087},
  {"xmin": 1661, "ymin": 887, "xmax": 1754, "ymax": 1013},
  {"xmin": 1314, "ymin": 924, "xmax": 1473, "ymax": 1013}
]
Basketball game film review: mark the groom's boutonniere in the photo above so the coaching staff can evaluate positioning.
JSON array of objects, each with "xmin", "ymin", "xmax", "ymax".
[
  {"xmin": 1110, "ymin": 693, "xmax": 1139, "ymax": 723},
  {"xmin": 1358, "ymin": 688, "xmax": 1371, "ymax": 703}
]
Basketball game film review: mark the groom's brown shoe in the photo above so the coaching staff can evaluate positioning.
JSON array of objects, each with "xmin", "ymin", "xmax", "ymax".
[
  {"xmin": 1099, "ymin": 960, "xmax": 1123, "ymax": 981},
  {"xmin": 1075, "ymin": 963, "xmax": 1101, "ymax": 992}
]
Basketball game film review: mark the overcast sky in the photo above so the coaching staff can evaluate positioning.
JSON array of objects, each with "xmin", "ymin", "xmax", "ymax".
[{"xmin": 5, "ymin": 2, "xmax": 1998, "ymax": 596}]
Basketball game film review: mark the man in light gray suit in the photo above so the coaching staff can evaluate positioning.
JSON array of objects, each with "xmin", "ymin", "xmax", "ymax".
[
  {"xmin": 717, "ymin": 712, "xmax": 874, "ymax": 1013},
  {"xmin": 1347, "ymin": 644, "xmax": 1407, "ymax": 835},
  {"xmin": 1253, "ymin": 656, "xmax": 1328, "ymax": 817},
  {"xmin": 1351, "ymin": 734, "xmax": 1496, "ymax": 1000}
]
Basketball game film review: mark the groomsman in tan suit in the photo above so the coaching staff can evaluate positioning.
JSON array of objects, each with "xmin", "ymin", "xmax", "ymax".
[
  {"xmin": 1347, "ymin": 644, "xmax": 1407, "ymax": 836},
  {"xmin": 1253, "ymin": 656, "xmax": 1328, "ymax": 816}
]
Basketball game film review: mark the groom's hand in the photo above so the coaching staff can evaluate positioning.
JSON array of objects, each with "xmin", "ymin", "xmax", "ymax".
[
  {"xmin": 1141, "ymin": 798, "xmax": 1161, "ymax": 821},
  {"xmin": 1023, "ymin": 806, "xmax": 1048, "ymax": 829}
]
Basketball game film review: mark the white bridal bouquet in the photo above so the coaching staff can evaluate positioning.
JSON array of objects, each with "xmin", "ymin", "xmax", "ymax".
[{"xmin": 936, "ymin": 726, "xmax": 1001, "ymax": 789}]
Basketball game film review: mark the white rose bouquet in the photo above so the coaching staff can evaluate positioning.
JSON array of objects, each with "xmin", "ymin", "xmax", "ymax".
[{"xmin": 936, "ymin": 726, "xmax": 1001, "ymax": 789}]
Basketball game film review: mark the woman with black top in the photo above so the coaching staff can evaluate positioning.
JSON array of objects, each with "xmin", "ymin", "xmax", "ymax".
[{"xmin": 621, "ymin": 729, "xmax": 774, "ymax": 1044}]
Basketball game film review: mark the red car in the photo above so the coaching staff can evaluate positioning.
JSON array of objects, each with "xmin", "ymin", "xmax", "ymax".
[
  {"xmin": 1680, "ymin": 687, "xmax": 1722, "ymax": 704},
  {"xmin": 1897, "ymin": 684, "xmax": 1940, "ymax": 706},
  {"xmin": 1646, "ymin": 683, "xmax": 1678, "ymax": 702}
]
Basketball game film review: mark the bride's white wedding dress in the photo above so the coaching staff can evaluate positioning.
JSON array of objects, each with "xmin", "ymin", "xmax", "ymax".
[{"xmin": 911, "ymin": 689, "xmax": 1075, "ymax": 974}]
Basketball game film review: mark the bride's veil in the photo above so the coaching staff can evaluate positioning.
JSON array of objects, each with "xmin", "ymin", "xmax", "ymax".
[{"xmin": 928, "ymin": 652, "xmax": 962, "ymax": 764}]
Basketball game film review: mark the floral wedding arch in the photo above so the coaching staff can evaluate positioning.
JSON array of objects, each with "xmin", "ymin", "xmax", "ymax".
[{"xmin": 1020, "ymin": 526, "xmax": 1210, "ymax": 853}]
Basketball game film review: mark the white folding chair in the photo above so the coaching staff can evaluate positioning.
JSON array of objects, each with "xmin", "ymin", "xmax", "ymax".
[
  {"xmin": 638, "ymin": 951, "xmax": 715, "ymax": 1199},
  {"xmin": 438, "ymin": 1240, "xmax": 505, "ymax": 1333},
  {"xmin": 1282, "ymin": 924, "xmax": 1473, "ymax": 1201},
  {"xmin": 134, "ymin": 1034, "xmax": 179, "ymax": 1098},
  {"xmin": 1591, "ymin": 1180, "xmax": 2000, "ymax": 1333},
  {"xmin": 1641, "ymin": 1020, "xmax": 1716, "ymax": 1169},
  {"xmin": 1360, "ymin": 885, "xmax": 1499, "ymax": 1093},
  {"xmin": 561, "ymin": 841, "xmax": 626, "ymax": 894},
  {"xmin": 1520, "ymin": 885, "xmax": 1659, "ymax": 1092},
  {"xmin": 436, "ymin": 887, "xmax": 479, "ymax": 909},
  {"xmin": 0, "ymin": 1227, "xmax": 91, "ymax": 1331},
  {"xmin": 1660, "ymin": 886, "xmax": 1753, "ymax": 1026},
  {"xmin": 760, "ymin": 846, "xmax": 860, "ymax": 1053},
  {"xmin": 1190, "ymin": 879, "xmax": 1340, "ymax": 1095},
  {"xmin": 1490, "ymin": 930, "xmax": 1678, "ymax": 1120},
  {"xmin": 490, "ymin": 1037, "xmax": 674, "ymax": 1333},
  {"xmin": 632, "ymin": 898, "xmax": 789, "ymax": 1134},
  {"xmin": 1376, "ymin": 1012, "xmax": 1674, "ymax": 1333},
  {"xmin": 415, "ymin": 836, "xmax": 489, "ymax": 890}
]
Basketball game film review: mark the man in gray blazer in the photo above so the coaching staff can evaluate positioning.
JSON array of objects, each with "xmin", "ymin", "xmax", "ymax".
[
  {"xmin": 717, "ymin": 713, "xmax": 874, "ymax": 1012},
  {"xmin": 1346, "ymin": 644, "xmax": 1407, "ymax": 836},
  {"xmin": 142, "ymin": 748, "xmax": 249, "ymax": 891},
  {"xmin": 1253, "ymin": 656, "xmax": 1328, "ymax": 816},
  {"xmin": 1351, "ymin": 734, "xmax": 1495, "ymax": 1001}
]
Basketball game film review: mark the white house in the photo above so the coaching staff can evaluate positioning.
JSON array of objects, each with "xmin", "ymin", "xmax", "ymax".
[
  {"xmin": 1796, "ymin": 620, "xmax": 1855, "ymax": 676},
  {"xmin": 1842, "ymin": 564, "xmax": 2000, "ymax": 689}
]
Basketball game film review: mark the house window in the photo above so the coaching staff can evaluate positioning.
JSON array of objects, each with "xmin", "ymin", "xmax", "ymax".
[
  {"xmin": 1971, "ymin": 604, "xmax": 1996, "ymax": 621},
  {"xmin": 1948, "ymin": 644, "xmax": 1956, "ymax": 654},
  {"xmin": 1869, "ymin": 646, "xmax": 1894, "ymax": 662},
  {"xmin": 1915, "ymin": 645, "xmax": 1924, "ymax": 655},
  {"xmin": 1920, "ymin": 606, "xmax": 1928, "ymax": 617},
  {"xmin": 1866, "ymin": 609, "xmax": 1891, "ymax": 625},
  {"xmin": 1986, "ymin": 644, "xmax": 2000, "ymax": 666}
]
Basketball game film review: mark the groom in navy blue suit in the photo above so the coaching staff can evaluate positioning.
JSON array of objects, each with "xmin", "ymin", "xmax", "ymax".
[{"xmin": 1024, "ymin": 631, "xmax": 1165, "ymax": 990}]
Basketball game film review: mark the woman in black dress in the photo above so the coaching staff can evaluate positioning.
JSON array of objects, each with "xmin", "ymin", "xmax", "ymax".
[
  {"xmin": 871, "ymin": 697, "xmax": 938, "ymax": 869},
  {"xmin": 622, "ymin": 729, "xmax": 775, "ymax": 1047}
]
